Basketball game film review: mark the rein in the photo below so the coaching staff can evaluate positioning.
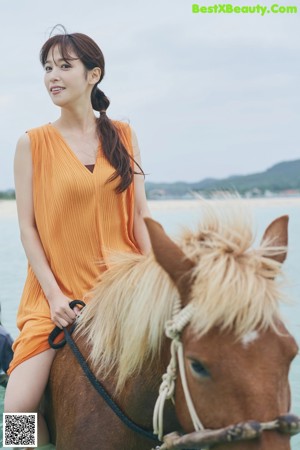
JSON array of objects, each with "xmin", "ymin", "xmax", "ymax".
[{"xmin": 48, "ymin": 300, "xmax": 161, "ymax": 445}]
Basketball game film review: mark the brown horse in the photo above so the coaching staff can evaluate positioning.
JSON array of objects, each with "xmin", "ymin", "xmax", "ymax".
[{"xmin": 46, "ymin": 202, "xmax": 299, "ymax": 450}]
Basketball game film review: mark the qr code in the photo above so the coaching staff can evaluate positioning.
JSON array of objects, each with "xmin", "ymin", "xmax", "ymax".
[{"xmin": 3, "ymin": 413, "xmax": 37, "ymax": 447}]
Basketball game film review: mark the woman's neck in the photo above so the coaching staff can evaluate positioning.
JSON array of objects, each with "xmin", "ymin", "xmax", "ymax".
[{"xmin": 56, "ymin": 105, "xmax": 98, "ymax": 135}]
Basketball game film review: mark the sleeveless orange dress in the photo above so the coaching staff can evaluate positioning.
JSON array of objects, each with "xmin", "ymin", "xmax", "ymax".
[{"xmin": 7, "ymin": 121, "xmax": 140, "ymax": 374}]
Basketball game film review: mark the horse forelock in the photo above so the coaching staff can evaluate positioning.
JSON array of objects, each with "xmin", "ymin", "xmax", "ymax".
[
  {"xmin": 180, "ymin": 201, "xmax": 287, "ymax": 339},
  {"xmin": 75, "ymin": 200, "xmax": 287, "ymax": 393}
]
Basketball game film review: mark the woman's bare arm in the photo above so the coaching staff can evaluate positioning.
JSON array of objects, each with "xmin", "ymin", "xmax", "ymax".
[
  {"xmin": 14, "ymin": 134, "xmax": 78, "ymax": 327},
  {"xmin": 130, "ymin": 127, "xmax": 152, "ymax": 255}
]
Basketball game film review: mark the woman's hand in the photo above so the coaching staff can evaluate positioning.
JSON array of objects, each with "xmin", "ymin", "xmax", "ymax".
[{"xmin": 47, "ymin": 291, "xmax": 81, "ymax": 329}]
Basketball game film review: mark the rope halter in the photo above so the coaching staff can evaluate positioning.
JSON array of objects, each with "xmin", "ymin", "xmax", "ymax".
[{"xmin": 153, "ymin": 301, "xmax": 204, "ymax": 440}]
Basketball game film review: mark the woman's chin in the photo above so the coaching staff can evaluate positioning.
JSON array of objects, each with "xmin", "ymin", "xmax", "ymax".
[{"xmin": 51, "ymin": 98, "xmax": 69, "ymax": 108}]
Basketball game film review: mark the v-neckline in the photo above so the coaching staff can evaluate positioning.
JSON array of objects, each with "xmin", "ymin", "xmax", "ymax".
[{"xmin": 47, "ymin": 123, "xmax": 101, "ymax": 176}]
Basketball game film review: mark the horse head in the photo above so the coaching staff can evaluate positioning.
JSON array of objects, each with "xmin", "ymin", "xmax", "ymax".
[{"xmin": 145, "ymin": 209, "xmax": 299, "ymax": 450}]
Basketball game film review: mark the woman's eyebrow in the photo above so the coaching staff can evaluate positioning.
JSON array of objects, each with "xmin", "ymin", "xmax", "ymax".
[
  {"xmin": 44, "ymin": 58, "xmax": 66, "ymax": 65},
  {"xmin": 44, "ymin": 57, "xmax": 79, "ymax": 65}
]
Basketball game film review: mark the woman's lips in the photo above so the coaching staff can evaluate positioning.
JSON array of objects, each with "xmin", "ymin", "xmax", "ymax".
[{"xmin": 50, "ymin": 87, "xmax": 65, "ymax": 95}]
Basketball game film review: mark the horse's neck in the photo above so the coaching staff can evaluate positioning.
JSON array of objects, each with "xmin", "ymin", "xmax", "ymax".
[{"xmin": 117, "ymin": 341, "xmax": 181, "ymax": 434}]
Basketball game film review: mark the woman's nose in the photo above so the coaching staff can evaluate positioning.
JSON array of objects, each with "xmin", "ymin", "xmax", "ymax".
[{"xmin": 49, "ymin": 67, "xmax": 61, "ymax": 82}]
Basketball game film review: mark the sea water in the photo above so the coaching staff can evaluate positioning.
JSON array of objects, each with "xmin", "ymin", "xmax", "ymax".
[{"xmin": 0, "ymin": 199, "xmax": 299, "ymax": 449}]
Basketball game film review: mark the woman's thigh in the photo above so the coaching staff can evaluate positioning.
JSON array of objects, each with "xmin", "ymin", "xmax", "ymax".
[{"xmin": 4, "ymin": 348, "xmax": 56, "ymax": 412}]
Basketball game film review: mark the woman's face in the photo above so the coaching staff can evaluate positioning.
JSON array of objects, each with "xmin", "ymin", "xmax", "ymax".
[{"xmin": 44, "ymin": 45, "xmax": 91, "ymax": 108}]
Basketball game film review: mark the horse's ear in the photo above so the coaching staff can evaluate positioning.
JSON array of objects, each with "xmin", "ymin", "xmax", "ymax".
[
  {"xmin": 261, "ymin": 215, "xmax": 288, "ymax": 263},
  {"xmin": 144, "ymin": 218, "xmax": 194, "ymax": 286}
]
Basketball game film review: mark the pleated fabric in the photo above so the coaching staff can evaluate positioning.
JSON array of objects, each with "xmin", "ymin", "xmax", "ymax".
[{"xmin": 8, "ymin": 121, "xmax": 140, "ymax": 374}]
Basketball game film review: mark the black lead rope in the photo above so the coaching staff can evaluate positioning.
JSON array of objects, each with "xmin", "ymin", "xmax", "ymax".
[{"xmin": 48, "ymin": 300, "xmax": 161, "ymax": 444}]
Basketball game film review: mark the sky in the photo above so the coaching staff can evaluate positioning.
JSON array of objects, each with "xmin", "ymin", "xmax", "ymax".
[{"xmin": 0, "ymin": 0, "xmax": 299, "ymax": 190}]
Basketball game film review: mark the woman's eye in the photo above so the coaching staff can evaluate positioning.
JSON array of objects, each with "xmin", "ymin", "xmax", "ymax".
[
  {"xmin": 44, "ymin": 66, "xmax": 52, "ymax": 72},
  {"xmin": 61, "ymin": 64, "xmax": 71, "ymax": 69},
  {"xmin": 190, "ymin": 360, "xmax": 210, "ymax": 378}
]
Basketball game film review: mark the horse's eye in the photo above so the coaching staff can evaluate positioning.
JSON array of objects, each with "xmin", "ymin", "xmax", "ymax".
[{"xmin": 190, "ymin": 360, "xmax": 210, "ymax": 378}]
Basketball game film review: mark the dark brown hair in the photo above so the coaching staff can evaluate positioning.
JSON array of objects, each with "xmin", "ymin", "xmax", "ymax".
[{"xmin": 40, "ymin": 27, "xmax": 144, "ymax": 193}]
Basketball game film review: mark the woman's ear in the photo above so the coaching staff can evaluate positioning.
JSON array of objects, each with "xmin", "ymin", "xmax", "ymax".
[{"xmin": 88, "ymin": 67, "xmax": 101, "ymax": 85}]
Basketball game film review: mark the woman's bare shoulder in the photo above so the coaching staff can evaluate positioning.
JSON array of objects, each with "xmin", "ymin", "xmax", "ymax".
[
  {"xmin": 15, "ymin": 133, "xmax": 31, "ymax": 156},
  {"xmin": 16, "ymin": 132, "xmax": 30, "ymax": 146},
  {"xmin": 14, "ymin": 133, "xmax": 32, "ymax": 170},
  {"xmin": 17, "ymin": 123, "xmax": 49, "ymax": 145}
]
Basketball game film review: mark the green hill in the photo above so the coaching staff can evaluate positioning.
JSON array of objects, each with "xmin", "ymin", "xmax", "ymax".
[{"xmin": 146, "ymin": 159, "xmax": 300, "ymax": 198}]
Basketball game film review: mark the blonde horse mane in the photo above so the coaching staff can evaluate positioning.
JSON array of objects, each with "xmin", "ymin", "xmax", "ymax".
[{"xmin": 75, "ymin": 201, "xmax": 287, "ymax": 393}]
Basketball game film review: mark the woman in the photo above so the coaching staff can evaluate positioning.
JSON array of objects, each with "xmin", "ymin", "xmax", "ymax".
[{"xmin": 4, "ymin": 27, "xmax": 151, "ymax": 449}]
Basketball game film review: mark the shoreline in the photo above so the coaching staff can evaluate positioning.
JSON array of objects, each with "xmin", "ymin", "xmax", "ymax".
[
  {"xmin": 148, "ymin": 197, "xmax": 300, "ymax": 210},
  {"xmin": 1, "ymin": 197, "xmax": 300, "ymax": 218}
]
